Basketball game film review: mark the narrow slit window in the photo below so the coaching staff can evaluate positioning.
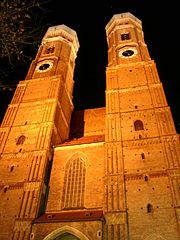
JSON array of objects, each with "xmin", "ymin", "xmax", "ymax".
[
  {"xmin": 10, "ymin": 166, "xmax": 14, "ymax": 172},
  {"xmin": 144, "ymin": 175, "xmax": 148, "ymax": 181},
  {"xmin": 147, "ymin": 203, "xmax": 153, "ymax": 213},
  {"xmin": 141, "ymin": 153, "xmax": 145, "ymax": 159}
]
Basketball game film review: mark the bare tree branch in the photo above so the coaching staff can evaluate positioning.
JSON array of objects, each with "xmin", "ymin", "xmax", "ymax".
[{"xmin": 0, "ymin": 0, "xmax": 52, "ymax": 89}]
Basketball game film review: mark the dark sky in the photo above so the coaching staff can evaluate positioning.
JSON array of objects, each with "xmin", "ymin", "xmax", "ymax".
[{"xmin": 0, "ymin": 0, "xmax": 179, "ymax": 133}]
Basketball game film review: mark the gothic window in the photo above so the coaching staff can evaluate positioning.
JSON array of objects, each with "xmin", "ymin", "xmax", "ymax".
[
  {"xmin": 121, "ymin": 33, "xmax": 130, "ymax": 40},
  {"xmin": 58, "ymin": 233, "xmax": 79, "ymax": 240},
  {"xmin": 134, "ymin": 120, "xmax": 144, "ymax": 131},
  {"xmin": 16, "ymin": 135, "xmax": 26, "ymax": 145},
  {"xmin": 141, "ymin": 153, "xmax": 145, "ymax": 159},
  {"xmin": 62, "ymin": 157, "xmax": 86, "ymax": 209},
  {"xmin": 147, "ymin": 203, "xmax": 153, "ymax": 213},
  {"xmin": 45, "ymin": 46, "xmax": 55, "ymax": 54}
]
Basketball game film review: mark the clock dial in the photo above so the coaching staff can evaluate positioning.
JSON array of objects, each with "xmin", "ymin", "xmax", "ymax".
[
  {"xmin": 36, "ymin": 60, "xmax": 53, "ymax": 72},
  {"xmin": 122, "ymin": 49, "xmax": 134, "ymax": 57},
  {"xmin": 118, "ymin": 48, "xmax": 137, "ymax": 58},
  {"xmin": 39, "ymin": 63, "xmax": 50, "ymax": 70}
]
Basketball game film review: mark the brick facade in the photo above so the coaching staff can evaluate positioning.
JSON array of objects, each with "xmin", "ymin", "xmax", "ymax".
[{"xmin": 0, "ymin": 12, "xmax": 179, "ymax": 240}]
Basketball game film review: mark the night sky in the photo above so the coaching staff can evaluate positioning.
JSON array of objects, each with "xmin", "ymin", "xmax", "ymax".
[{"xmin": 0, "ymin": 0, "xmax": 179, "ymax": 133}]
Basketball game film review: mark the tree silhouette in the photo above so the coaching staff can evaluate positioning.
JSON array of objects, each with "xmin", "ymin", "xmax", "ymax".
[{"xmin": 0, "ymin": 0, "xmax": 52, "ymax": 89}]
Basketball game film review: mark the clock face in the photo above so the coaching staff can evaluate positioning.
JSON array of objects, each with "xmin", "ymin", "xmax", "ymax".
[
  {"xmin": 36, "ymin": 60, "xmax": 53, "ymax": 72},
  {"xmin": 118, "ymin": 48, "xmax": 137, "ymax": 58}
]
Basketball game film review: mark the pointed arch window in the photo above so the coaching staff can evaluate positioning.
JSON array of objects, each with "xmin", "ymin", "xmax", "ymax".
[
  {"xmin": 134, "ymin": 120, "xmax": 144, "ymax": 131},
  {"xmin": 147, "ymin": 203, "xmax": 153, "ymax": 213},
  {"xmin": 16, "ymin": 135, "xmax": 26, "ymax": 145},
  {"xmin": 141, "ymin": 153, "xmax": 145, "ymax": 159},
  {"xmin": 62, "ymin": 157, "xmax": 86, "ymax": 209}
]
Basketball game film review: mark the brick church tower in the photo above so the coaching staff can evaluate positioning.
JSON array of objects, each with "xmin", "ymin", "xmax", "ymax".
[{"xmin": 0, "ymin": 12, "xmax": 180, "ymax": 240}]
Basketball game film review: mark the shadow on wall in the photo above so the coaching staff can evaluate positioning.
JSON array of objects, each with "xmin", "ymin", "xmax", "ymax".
[{"xmin": 69, "ymin": 110, "xmax": 85, "ymax": 139}]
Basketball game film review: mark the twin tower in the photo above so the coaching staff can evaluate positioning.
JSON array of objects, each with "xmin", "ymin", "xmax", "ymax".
[{"xmin": 0, "ymin": 12, "xmax": 180, "ymax": 240}]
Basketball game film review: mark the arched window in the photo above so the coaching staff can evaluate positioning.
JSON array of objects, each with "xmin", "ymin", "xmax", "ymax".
[
  {"xmin": 46, "ymin": 46, "xmax": 55, "ymax": 54},
  {"xmin": 134, "ymin": 120, "xmax": 144, "ymax": 131},
  {"xmin": 147, "ymin": 203, "xmax": 153, "ymax": 213},
  {"xmin": 16, "ymin": 135, "xmax": 26, "ymax": 145},
  {"xmin": 62, "ymin": 158, "xmax": 86, "ymax": 209},
  {"xmin": 144, "ymin": 175, "xmax": 149, "ymax": 181},
  {"xmin": 141, "ymin": 153, "xmax": 145, "ymax": 159}
]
